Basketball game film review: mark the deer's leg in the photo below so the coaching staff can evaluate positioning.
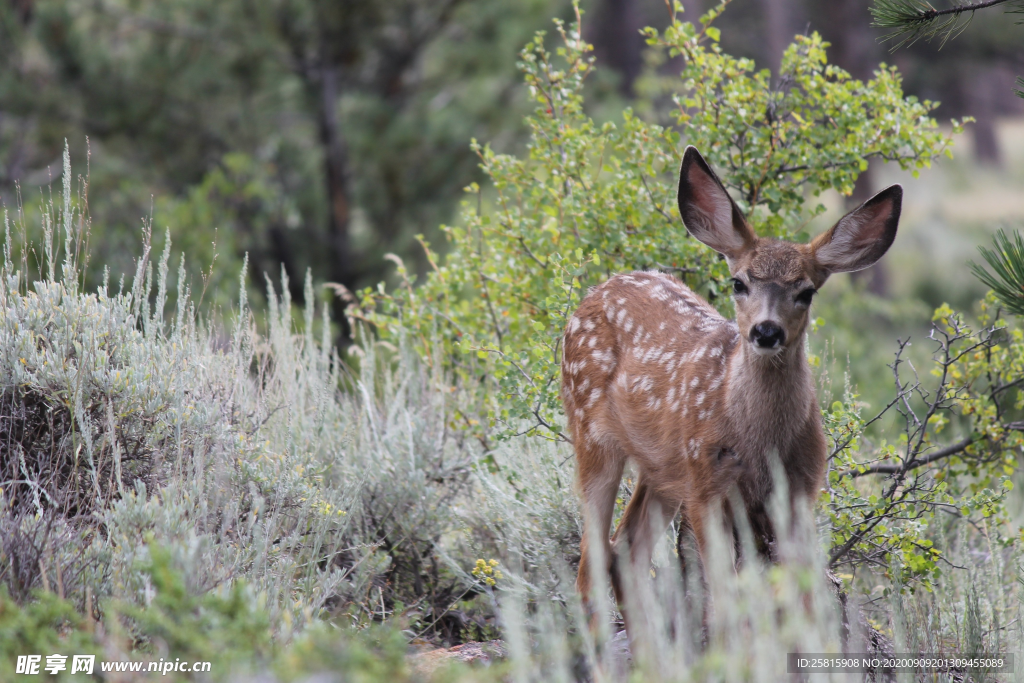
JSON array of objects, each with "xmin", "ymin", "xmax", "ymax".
[
  {"xmin": 608, "ymin": 477, "xmax": 679, "ymax": 654},
  {"xmin": 609, "ymin": 475, "xmax": 677, "ymax": 606},
  {"xmin": 576, "ymin": 442, "xmax": 625, "ymax": 616},
  {"xmin": 746, "ymin": 501, "xmax": 777, "ymax": 562},
  {"xmin": 675, "ymin": 511, "xmax": 708, "ymax": 637}
]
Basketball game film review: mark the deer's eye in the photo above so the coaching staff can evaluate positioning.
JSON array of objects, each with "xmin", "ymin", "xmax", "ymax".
[
  {"xmin": 732, "ymin": 278, "xmax": 748, "ymax": 295},
  {"xmin": 795, "ymin": 288, "xmax": 816, "ymax": 306}
]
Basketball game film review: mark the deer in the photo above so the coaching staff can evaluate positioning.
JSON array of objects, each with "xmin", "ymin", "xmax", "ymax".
[{"xmin": 561, "ymin": 145, "xmax": 902, "ymax": 621}]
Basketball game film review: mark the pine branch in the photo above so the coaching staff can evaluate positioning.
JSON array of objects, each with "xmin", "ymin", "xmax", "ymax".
[
  {"xmin": 871, "ymin": 0, "xmax": 1021, "ymax": 50},
  {"xmin": 970, "ymin": 229, "xmax": 1024, "ymax": 316},
  {"xmin": 1017, "ymin": 76, "xmax": 1024, "ymax": 99}
]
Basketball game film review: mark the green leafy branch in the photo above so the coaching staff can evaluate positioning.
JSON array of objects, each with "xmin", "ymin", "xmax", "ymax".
[{"xmin": 827, "ymin": 308, "xmax": 1024, "ymax": 585}]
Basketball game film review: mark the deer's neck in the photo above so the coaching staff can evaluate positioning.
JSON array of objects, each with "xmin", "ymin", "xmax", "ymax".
[{"xmin": 727, "ymin": 335, "xmax": 814, "ymax": 453}]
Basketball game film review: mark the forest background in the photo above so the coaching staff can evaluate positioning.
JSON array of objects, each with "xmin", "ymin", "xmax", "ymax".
[{"xmin": 4, "ymin": 0, "xmax": 1021, "ymax": 318}]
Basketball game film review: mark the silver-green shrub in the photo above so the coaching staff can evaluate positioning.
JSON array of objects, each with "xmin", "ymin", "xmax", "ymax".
[{"xmin": 0, "ymin": 147, "xmax": 481, "ymax": 638}]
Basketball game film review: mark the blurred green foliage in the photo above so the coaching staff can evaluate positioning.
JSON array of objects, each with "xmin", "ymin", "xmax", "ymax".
[{"xmin": 0, "ymin": 0, "xmax": 572, "ymax": 305}]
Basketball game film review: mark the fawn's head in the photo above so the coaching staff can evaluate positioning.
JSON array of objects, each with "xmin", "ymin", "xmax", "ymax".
[{"xmin": 677, "ymin": 146, "xmax": 902, "ymax": 357}]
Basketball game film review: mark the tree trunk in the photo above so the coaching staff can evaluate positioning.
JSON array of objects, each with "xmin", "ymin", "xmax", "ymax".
[
  {"xmin": 589, "ymin": 0, "xmax": 645, "ymax": 97},
  {"xmin": 967, "ymin": 67, "xmax": 1003, "ymax": 167},
  {"xmin": 818, "ymin": 0, "xmax": 877, "ymax": 81},
  {"xmin": 316, "ymin": 62, "xmax": 356, "ymax": 288},
  {"xmin": 754, "ymin": 0, "xmax": 795, "ymax": 74}
]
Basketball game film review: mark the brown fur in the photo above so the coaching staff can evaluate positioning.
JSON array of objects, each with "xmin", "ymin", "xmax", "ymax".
[{"xmin": 562, "ymin": 146, "xmax": 902, "ymax": 620}]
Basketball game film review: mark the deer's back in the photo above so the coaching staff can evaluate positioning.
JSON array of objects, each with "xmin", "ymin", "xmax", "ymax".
[{"xmin": 562, "ymin": 271, "xmax": 740, "ymax": 491}]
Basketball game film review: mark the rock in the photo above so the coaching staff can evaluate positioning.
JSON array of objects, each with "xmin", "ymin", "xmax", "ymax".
[{"xmin": 411, "ymin": 640, "xmax": 507, "ymax": 676}]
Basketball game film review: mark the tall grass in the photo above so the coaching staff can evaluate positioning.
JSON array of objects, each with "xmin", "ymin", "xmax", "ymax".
[{"xmin": 1, "ymin": 150, "xmax": 1022, "ymax": 681}]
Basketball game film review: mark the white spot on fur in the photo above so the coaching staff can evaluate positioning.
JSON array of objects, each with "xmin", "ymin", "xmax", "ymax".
[
  {"xmin": 707, "ymin": 373, "xmax": 724, "ymax": 392},
  {"xmin": 568, "ymin": 316, "xmax": 580, "ymax": 334},
  {"xmin": 632, "ymin": 326, "xmax": 644, "ymax": 345},
  {"xmin": 586, "ymin": 420, "xmax": 609, "ymax": 444},
  {"xmin": 631, "ymin": 376, "xmax": 653, "ymax": 393},
  {"xmin": 690, "ymin": 376, "xmax": 700, "ymax": 388}
]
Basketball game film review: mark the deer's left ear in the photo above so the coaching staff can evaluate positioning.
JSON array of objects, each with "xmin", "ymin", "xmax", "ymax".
[
  {"xmin": 811, "ymin": 184, "xmax": 902, "ymax": 276},
  {"xmin": 677, "ymin": 146, "xmax": 756, "ymax": 260}
]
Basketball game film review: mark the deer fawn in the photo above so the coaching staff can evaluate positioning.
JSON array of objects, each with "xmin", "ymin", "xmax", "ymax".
[{"xmin": 562, "ymin": 146, "xmax": 901, "ymax": 614}]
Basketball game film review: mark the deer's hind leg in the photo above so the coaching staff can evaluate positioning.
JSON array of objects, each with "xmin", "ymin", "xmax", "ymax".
[
  {"xmin": 576, "ymin": 439, "xmax": 626, "ymax": 615},
  {"xmin": 610, "ymin": 474, "xmax": 678, "ymax": 608}
]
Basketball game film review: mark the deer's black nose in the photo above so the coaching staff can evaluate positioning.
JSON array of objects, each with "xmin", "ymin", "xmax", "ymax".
[{"xmin": 750, "ymin": 321, "xmax": 785, "ymax": 348}]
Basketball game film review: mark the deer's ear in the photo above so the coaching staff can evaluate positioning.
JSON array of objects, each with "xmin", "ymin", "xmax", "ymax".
[
  {"xmin": 677, "ymin": 146, "xmax": 755, "ymax": 259},
  {"xmin": 811, "ymin": 184, "xmax": 902, "ymax": 276}
]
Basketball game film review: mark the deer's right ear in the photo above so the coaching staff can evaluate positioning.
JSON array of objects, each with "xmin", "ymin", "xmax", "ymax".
[
  {"xmin": 677, "ymin": 146, "xmax": 755, "ymax": 259},
  {"xmin": 810, "ymin": 184, "xmax": 902, "ymax": 277}
]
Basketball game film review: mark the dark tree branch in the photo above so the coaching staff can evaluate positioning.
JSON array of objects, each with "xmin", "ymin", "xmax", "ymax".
[{"xmin": 840, "ymin": 435, "xmax": 974, "ymax": 478}]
